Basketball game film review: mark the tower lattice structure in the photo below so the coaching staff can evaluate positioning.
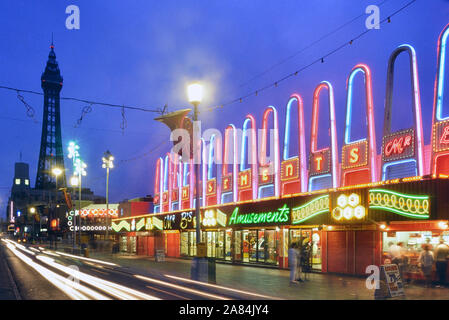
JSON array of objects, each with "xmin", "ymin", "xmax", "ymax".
[{"xmin": 35, "ymin": 43, "xmax": 66, "ymax": 190}]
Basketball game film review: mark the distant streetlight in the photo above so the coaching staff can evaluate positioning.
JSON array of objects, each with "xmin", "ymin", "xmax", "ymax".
[
  {"xmin": 29, "ymin": 207, "xmax": 36, "ymax": 214},
  {"xmin": 102, "ymin": 150, "xmax": 114, "ymax": 240},
  {"xmin": 187, "ymin": 82, "xmax": 204, "ymax": 247}
]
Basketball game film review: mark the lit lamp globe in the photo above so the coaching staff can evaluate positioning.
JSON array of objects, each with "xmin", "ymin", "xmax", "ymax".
[
  {"xmin": 52, "ymin": 167, "xmax": 62, "ymax": 177},
  {"xmin": 70, "ymin": 176, "xmax": 79, "ymax": 187},
  {"xmin": 187, "ymin": 82, "xmax": 204, "ymax": 106}
]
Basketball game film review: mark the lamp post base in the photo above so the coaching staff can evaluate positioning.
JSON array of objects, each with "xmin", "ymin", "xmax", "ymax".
[{"xmin": 190, "ymin": 257, "xmax": 216, "ymax": 284}]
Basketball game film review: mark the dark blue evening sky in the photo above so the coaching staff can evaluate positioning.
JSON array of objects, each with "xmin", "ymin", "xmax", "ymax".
[{"xmin": 0, "ymin": 0, "xmax": 448, "ymax": 219}]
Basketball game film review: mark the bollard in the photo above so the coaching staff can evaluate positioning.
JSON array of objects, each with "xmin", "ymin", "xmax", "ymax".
[{"xmin": 84, "ymin": 248, "xmax": 89, "ymax": 258}]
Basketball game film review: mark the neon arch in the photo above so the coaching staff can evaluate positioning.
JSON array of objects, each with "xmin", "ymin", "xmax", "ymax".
[
  {"xmin": 161, "ymin": 153, "xmax": 172, "ymax": 212},
  {"xmin": 239, "ymin": 114, "xmax": 258, "ymax": 200},
  {"xmin": 170, "ymin": 153, "xmax": 181, "ymax": 211},
  {"xmin": 341, "ymin": 64, "xmax": 378, "ymax": 186},
  {"xmin": 281, "ymin": 94, "xmax": 308, "ymax": 194},
  {"xmin": 205, "ymin": 134, "xmax": 222, "ymax": 206},
  {"xmin": 308, "ymin": 81, "xmax": 339, "ymax": 191},
  {"xmin": 153, "ymin": 157, "xmax": 163, "ymax": 213},
  {"xmin": 382, "ymin": 44, "xmax": 424, "ymax": 180},
  {"xmin": 431, "ymin": 23, "xmax": 449, "ymax": 176},
  {"xmin": 258, "ymin": 106, "xmax": 280, "ymax": 198},
  {"xmin": 222, "ymin": 124, "xmax": 238, "ymax": 203}
]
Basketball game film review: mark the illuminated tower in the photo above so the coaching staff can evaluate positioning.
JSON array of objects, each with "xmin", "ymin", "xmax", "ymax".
[{"xmin": 35, "ymin": 42, "xmax": 66, "ymax": 190}]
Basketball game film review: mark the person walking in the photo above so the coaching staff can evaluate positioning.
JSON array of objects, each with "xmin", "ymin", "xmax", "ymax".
[
  {"xmin": 288, "ymin": 242, "xmax": 299, "ymax": 285},
  {"xmin": 418, "ymin": 244, "xmax": 434, "ymax": 288},
  {"xmin": 434, "ymin": 238, "xmax": 449, "ymax": 288}
]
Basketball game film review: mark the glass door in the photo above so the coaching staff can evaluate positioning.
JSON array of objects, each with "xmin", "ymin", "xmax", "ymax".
[
  {"xmin": 264, "ymin": 229, "xmax": 278, "ymax": 264},
  {"xmin": 248, "ymin": 230, "xmax": 257, "ymax": 263},
  {"xmin": 225, "ymin": 230, "xmax": 232, "ymax": 261},
  {"xmin": 189, "ymin": 231, "xmax": 197, "ymax": 256},
  {"xmin": 216, "ymin": 230, "xmax": 225, "ymax": 259},
  {"xmin": 234, "ymin": 230, "xmax": 242, "ymax": 261}
]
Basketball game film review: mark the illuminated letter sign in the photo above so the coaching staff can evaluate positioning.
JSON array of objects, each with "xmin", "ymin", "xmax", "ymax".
[
  {"xmin": 281, "ymin": 158, "xmax": 299, "ymax": 181},
  {"xmin": 172, "ymin": 189, "xmax": 178, "ymax": 202},
  {"xmin": 382, "ymin": 129, "xmax": 415, "ymax": 162},
  {"xmin": 433, "ymin": 120, "xmax": 449, "ymax": 153},
  {"xmin": 342, "ymin": 140, "xmax": 368, "ymax": 169},
  {"xmin": 206, "ymin": 179, "xmax": 216, "ymax": 196},
  {"xmin": 291, "ymin": 195, "xmax": 329, "ymax": 224},
  {"xmin": 162, "ymin": 191, "xmax": 169, "ymax": 204},
  {"xmin": 258, "ymin": 165, "xmax": 274, "ymax": 186},
  {"xmin": 238, "ymin": 170, "xmax": 251, "ymax": 190},
  {"xmin": 228, "ymin": 204, "xmax": 290, "ymax": 226},
  {"xmin": 182, "ymin": 187, "xmax": 189, "ymax": 200},
  {"xmin": 222, "ymin": 174, "xmax": 232, "ymax": 193},
  {"xmin": 309, "ymin": 149, "xmax": 331, "ymax": 176},
  {"xmin": 368, "ymin": 189, "xmax": 430, "ymax": 219}
]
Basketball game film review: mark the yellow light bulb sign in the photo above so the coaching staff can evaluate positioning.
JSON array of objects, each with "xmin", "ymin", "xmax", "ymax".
[{"xmin": 332, "ymin": 193, "xmax": 366, "ymax": 221}]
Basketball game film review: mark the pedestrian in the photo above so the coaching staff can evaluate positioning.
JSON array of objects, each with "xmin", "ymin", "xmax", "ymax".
[
  {"xmin": 418, "ymin": 244, "xmax": 434, "ymax": 288},
  {"xmin": 301, "ymin": 240, "xmax": 311, "ymax": 281},
  {"xmin": 296, "ymin": 242, "xmax": 304, "ymax": 282},
  {"xmin": 389, "ymin": 242, "xmax": 403, "ymax": 278},
  {"xmin": 434, "ymin": 238, "xmax": 449, "ymax": 288},
  {"xmin": 397, "ymin": 242, "xmax": 408, "ymax": 283},
  {"xmin": 288, "ymin": 242, "xmax": 299, "ymax": 285}
]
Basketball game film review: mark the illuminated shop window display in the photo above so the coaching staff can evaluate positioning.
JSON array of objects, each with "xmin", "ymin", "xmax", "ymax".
[
  {"xmin": 290, "ymin": 229, "xmax": 322, "ymax": 271},
  {"xmin": 383, "ymin": 231, "xmax": 449, "ymax": 277}
]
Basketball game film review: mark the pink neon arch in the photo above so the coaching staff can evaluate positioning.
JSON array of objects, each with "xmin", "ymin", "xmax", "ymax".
[
  {"xmin": 342, "ymin": 63, "xmax": 378, "ymax": 184},
  {"xmin": 259, "ymin": 106, "xmax": 280, "ymax": 197},
  {"xmin": 310, "ymin": 81, "xmax": 339, "ymax": 189},
  {"xmin": 223, "ymin": 124, "xmax": 238, "ymax": 202},
  {"xmin": 240, "ymin": 114, "xmax": 258, "ymax": 200},
  {"xmin": 431, "ymin": 23, "xmax": 449, "ymax": 176},
  {"xmin": 382, "ymin": 44, "xmax": 424, "ymax": 179},
  {"xmin": 282, "ymin": 94, "xmax": 308, "ymax": 193},
  {"xmin": 154, "ymin": 157, "xmax": 163, "ymax": 212}
]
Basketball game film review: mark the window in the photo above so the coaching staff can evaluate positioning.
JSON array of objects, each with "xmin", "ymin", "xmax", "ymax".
[
  {"xmin": 15, "ymin": 179, "xmax": 20, "ymax": 185},
  {"xmin": 24, "ymin": 179, "xmax": 29, "ymax": 186}
]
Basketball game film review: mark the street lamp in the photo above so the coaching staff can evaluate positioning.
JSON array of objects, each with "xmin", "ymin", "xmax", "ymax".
[
  {"xmin": 52, "ymin": 167, "xmax": 62, "ymax": 201},
  {"xmin": 102, "ymin": 150, "xmax": 114, "ymax": 240},
  {"xmin": 187, "ymin": 82, "xmax": 204, "ymax": 249}
]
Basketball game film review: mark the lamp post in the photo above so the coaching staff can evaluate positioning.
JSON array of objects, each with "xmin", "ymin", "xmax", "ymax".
[
  {"xmin": 68, "ymin": 141, "xmax": 86, "ymax": 249},
  {"xmin": 187, "ymin": 82, "xmax": 204, "ymax": 248},
  {"xmin": 70, "ymin": 176, "xmax": 79, "ymax": 248},
  {"xmin": 102, "ymin": 150, "xmax": 114, "ymax": 241}
]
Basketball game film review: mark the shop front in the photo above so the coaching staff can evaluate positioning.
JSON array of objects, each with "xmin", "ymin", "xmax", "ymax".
[{"xmin": 111, "ymin": 177, "xmax": 449, "ymax": 276}]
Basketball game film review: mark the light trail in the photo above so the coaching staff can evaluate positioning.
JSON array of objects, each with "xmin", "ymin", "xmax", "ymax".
[
  {"xmin": 134, "ymin": 275, "xmax": 230, "ymax": 300},
  {"xmin": 163, "ymin": 274, "xmax": 279, "ymax": 299},
  {"xmin": 5, "ymin": 243, "xmax": 93, "ymax": 300},
  {"xmin": 37, "ymin": 255, "xmax": 159, "ymax": 300},
  {"xmin": 53, "ymin": 251, "xmax": 118, "ymax": 267}
]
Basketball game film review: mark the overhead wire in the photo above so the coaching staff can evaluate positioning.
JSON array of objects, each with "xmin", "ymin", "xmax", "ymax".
[{"xmin": 206, "ymin": 0, "xmax": 417, "ymax": 112}]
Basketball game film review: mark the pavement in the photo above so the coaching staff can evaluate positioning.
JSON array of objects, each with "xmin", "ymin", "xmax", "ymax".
[
  {"xmin": 0, "ymin": 245, "xmax": 20, "ymax": 300},
  {"xmin": 88, "ymin": 251, "xmax": 449, "ymax": 300}
]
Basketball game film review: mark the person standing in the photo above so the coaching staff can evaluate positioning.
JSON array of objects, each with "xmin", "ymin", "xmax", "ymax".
[
  {"xmin": 296, "ymin": 242, "xmax": 304, "ymax": 282},
  {"xmin": 418, "ymin": 244, "xmax": 434, "ymax": 288},
  {"xmin": 288, "ymin": 242, "xmax": 299, "ymax": 285},
  {"xmin": 434, "ymin": 238, "xmax": 449, "ymax": 288}
]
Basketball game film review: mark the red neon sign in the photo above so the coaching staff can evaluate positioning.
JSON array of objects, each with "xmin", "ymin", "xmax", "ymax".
[
  {"xmin": 382, "ymin": 129, "xmax": 415, "ymax": 162},
  {"xmin": 206, "ymin": 179, "xmax": 216, "ymax": 196},
  {"xmin": 342, "ymin": 140, "xmax": 368, "ymax": 170},
  {"xmin": 309, "ymin": 149, "xmax": 331, "ymax": 176},
  {"xmin": 238, "ymin": 170, "xmax": 252, "ymax": 189}
]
